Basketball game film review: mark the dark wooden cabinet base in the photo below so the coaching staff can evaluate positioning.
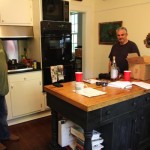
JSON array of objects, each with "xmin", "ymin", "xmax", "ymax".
[{"xmin": 46, "ymin": 93, "xmax": 150, "ymax": 150}]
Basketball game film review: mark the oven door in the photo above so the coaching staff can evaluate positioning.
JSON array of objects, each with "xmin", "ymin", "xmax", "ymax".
[{"xmin": 41, "ymin": 34, "xmax": 72, "ymax": 67}]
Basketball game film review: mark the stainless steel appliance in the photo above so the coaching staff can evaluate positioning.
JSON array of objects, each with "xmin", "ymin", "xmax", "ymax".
[{"xmin": 41, "ymin": 21, "xmax": 75, "ymax": 87}]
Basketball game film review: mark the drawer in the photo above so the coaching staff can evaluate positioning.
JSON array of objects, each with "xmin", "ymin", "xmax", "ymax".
[
  {"xmin": 101, "ymin": 96, "xmax": 144, "ymax": 122},
  {"xmin": 8, "ymin": 71, "xmax": 42, "ymax": 82}
]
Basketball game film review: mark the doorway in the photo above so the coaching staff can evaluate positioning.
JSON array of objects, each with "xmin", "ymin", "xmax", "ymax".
[{"xmin": 70, "ymin": 12, "xmax": 83, "ymax": 72}]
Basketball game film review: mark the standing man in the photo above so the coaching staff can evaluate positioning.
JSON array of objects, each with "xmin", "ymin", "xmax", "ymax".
[
  {"xmin": 0, "ymin": 40, "xmax": 19, "ymax": 150},
  {"xmin": 108, "ymin": 27, "xmax": 140, "ymax": 74}
]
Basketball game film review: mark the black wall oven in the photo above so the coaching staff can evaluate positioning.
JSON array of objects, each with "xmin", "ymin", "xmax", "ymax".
[{"xmin": 41, "ymin": 21, "xmax": 75, "ymax": 87}]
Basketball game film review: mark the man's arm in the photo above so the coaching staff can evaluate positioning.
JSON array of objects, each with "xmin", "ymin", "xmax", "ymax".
[{"xmin": 131, "ymin": 42, "xmax": 140, "ymax": 56}]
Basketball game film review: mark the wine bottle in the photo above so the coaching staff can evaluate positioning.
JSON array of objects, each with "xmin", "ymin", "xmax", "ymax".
[{"xmin": 110, "ymin": 56, "xmax": 118, "ymax": 81}]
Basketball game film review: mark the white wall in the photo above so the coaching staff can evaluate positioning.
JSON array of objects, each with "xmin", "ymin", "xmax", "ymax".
[
  {"xmin": 30, "ymin": 0, "xmax": 150, "ymax": 79},
  {"xmin": 94, "ymin": 0, "xmax": 150, "ymax": 77},
  {"xmin": 29, "ymin": 0, "xmax": 42, "ymax": 62}
]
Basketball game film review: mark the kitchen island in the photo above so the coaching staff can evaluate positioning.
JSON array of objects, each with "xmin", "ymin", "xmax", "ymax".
[{"xmin": 44, "ymin": 81, "xmax": 150, "ymax": 150}]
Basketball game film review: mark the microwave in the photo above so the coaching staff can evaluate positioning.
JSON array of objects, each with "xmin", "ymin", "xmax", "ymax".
[{"xmin": 42, "ymin": 0, "xmax": 69, "ymax": 22}]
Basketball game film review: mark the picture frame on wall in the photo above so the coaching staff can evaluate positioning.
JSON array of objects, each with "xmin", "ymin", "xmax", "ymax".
[{"xmin": 99, "ymin": 21, "xmax": 122, "ymax": 45}]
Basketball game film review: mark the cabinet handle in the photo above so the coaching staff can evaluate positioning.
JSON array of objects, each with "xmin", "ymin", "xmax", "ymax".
[
  {"xmin": 145, "ymin": 96, "xmax": 150, "ymax": 102},
  {"xmin": 24, "ymin": 78, "xmax": 26, "ymax": 80},
  {"xmin": 106, "ymin": 110, "xmax": 111, "ymax": 115},
  {"xmin": 140, "ymin": 116, "xmax": 144, "ymax": 120},
  {"xmin": 132, "ymin": 102, "xmax": 137, "ymax": 107},
  {"xmin": 135, "ymin": 131, "xmax": 140, "ymax": 135},
  {"xmin": 11, "ymin": 85, "xmax": 13, "ymax": 89}
]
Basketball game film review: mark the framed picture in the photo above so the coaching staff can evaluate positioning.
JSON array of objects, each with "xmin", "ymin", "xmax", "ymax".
[{"xmin": 99, "ymin": 21, "xmax": 122, "ymax": 45}]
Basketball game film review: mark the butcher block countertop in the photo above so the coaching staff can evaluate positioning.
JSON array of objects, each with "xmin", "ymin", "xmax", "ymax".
[{"xmin": 44, "ymin": 80, "xmax": 150, "ymax": 112}]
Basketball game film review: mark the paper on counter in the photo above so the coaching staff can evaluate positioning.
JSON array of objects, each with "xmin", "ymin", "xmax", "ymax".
[
  {"xmin": 132, "ymin": 82, "xmax": 150, "ymax": 89},
  {"xmin": 108, "ymin": 81, "xmax": 150, "ymax": 90},
  {"xmin": 108, "ymin": 81, "xmax": 132, "ymax": 89},
  {"xmin": 73, "ymin": 87, "xmax": 106, "ymax": 98}
]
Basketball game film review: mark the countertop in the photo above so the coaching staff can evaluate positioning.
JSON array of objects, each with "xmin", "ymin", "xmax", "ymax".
[
  {"xmin": 44, "ymin": 80, "xmax": 150, "ymax": 112},
  {"xmin": 8, "ymin": 68, "xmax": 41, "ymax": 74}
]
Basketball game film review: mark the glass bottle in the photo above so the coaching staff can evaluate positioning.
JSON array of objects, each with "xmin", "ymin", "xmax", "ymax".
[{"xmin": 110, "ymin": 56, "xmax": 118, "ymax": 81}]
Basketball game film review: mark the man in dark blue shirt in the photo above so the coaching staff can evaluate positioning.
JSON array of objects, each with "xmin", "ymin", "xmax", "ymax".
[{"xmin": 109, "ymin": 27, "xmax": 140, "ymax": 73}]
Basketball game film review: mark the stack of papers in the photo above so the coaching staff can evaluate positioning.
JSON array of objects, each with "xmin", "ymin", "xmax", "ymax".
[
  {"xmin": 74, "ymin": 87, "xmax": 106, "ymax": 98},
  {"xmin": 108, "ymin": 81, "xmax": 150, "ymax": 90},
  {"xmin": 108, "ymin": 81, "xmax": 132, "ymax": 89},
  {"xmin": 132, "ymin": 82, "xmax": 150, "ymax": 89}
]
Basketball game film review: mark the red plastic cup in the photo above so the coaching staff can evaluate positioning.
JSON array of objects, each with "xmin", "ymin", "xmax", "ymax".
[
  {"xmin": 124, "ymin": 70, "xmax": 131, "ymax": 81},
  {"xmin": 75, "ymin": 72, "xmax": 83, "ymax": 82}
]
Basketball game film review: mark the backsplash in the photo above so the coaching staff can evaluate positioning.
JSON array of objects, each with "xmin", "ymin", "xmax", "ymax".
[{"xmin": 2, "ymin": 39, "xmax": 31, "ymax": 63}]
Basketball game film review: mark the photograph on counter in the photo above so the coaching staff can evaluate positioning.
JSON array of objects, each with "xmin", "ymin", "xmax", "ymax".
[
  {"xmin": 50, "ymin": 66, "xmax": 58, "ymax": 83},
  {"xmin": 57, "ymin": 65, "xmax": 64, "ymax": 81},
  {"xmin": 50, "ymin": 65, "xmax": 64, "ymax": 83}
]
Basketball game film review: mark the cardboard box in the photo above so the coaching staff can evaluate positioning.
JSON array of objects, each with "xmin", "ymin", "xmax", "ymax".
[{"xmin": 127, "ymin": 54, "xmax": 150, "ymax": 80}]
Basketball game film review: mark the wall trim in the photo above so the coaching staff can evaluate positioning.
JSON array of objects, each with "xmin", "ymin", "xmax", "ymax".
[{"xmin": 8, "ymin": 110, "xmax": 51, "ymax": 126}]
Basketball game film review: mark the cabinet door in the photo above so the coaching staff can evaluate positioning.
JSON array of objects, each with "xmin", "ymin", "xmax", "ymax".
[
  {"xmin": 111, "ymin": 112, "xmax": 143, "ymax": 150},
  {"xmin": 111, "ymin": 114, "xmax": 134, "ymax": 150},
  {"xmin": 138, "ymin": 94, "xmax": 150, "ymax": 150},
  {"xmin": 0, "ymin": 0, "xmax": 32, "ymax": 25},
  {"xmin": 8, "ymin": 71, "xmax": 44, "ymax": 118},
  {"xmin": 10, "ymin": 79, "xmax": 43, "ymax": 117}
]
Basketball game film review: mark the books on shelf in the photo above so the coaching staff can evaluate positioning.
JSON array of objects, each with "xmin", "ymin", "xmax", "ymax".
[
  {"xmin": 75, "ymin": 136, "xmax": 104, "ymax": 150},
  {"xmin": 93, "ymin": 144, "xmax": 104, "ymax": 150},
  {"xmin": 92, "ymin": 130, "xmax": 102, "ymax": 141},
  {"xmin": 71, "ymin": 125, "xmax": 104, "ymax": 150},
  {"xmin": 70, "ymin": 126, "xmax": 84, "ymax": 141},
  {"xmin": 92, "ymin": 138, "xmax": 104, "ymax": 146},
  {"xmin": 76, "ymin": 142, "xmax": 84, "ymax": 150},
  {"xmin": 70, "ymin": 126, "xmax": 101, "ymax": 141}
]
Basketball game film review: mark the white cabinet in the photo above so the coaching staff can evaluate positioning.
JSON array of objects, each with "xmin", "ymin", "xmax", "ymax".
[
  {"xmin": 7, "ymin": 71, "xmax": 45, "ymax": 119},
  {"xmin": 0, "ymin": 0, "xmax": 33, "ymax": 25}
]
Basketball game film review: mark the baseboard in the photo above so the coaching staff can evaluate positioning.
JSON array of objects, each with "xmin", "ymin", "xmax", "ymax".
[{"xmin": 8, "ymin": 110, "xmax": 51, "ymax": 126}]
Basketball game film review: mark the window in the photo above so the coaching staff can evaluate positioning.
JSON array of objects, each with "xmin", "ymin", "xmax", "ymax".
[{"xmin": 70, "ymin": 12, "xmax": 78, "ymax": 53}]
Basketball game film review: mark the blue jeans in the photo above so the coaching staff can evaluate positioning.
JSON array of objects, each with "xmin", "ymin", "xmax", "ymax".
[{"xmin": 0, "ymin": 95, "xmax": 10, "ymax": 142}]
